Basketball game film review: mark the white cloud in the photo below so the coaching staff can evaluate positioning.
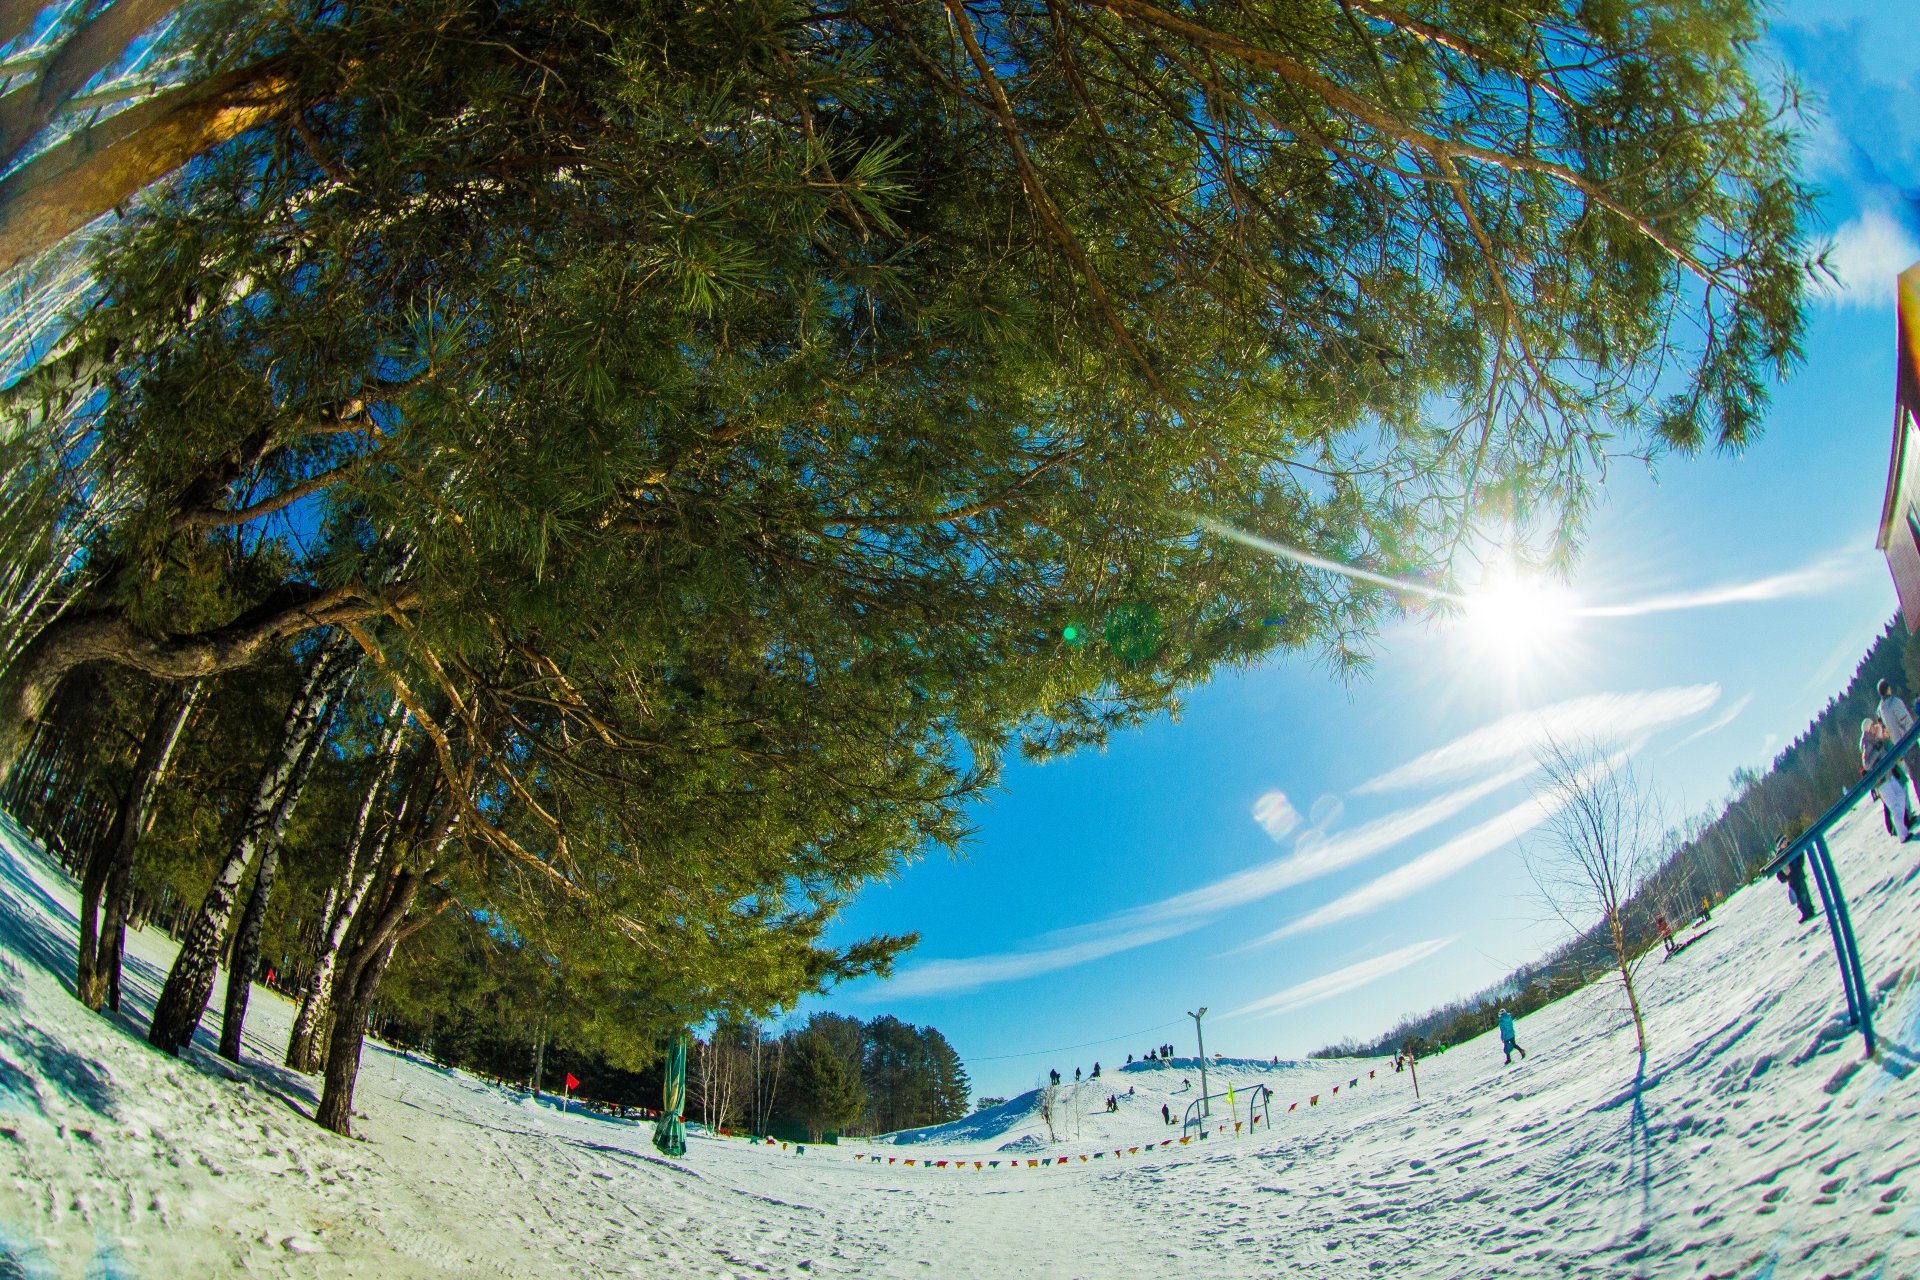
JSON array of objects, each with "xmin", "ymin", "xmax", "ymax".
[
  {"xmin": 1665, "ymin": 692, "xmax": 1753, "ymax": 755},
  {"xmin": 875, "ymin": 921, "xmax": 1199, "ymax": 998},
  {"xmin": 1248, "ymin": 790, "xmax": 1569, "ymax": 943},
  {"xmin": 1579, "ymin": 552, "xmax": 1876, "ymax": 617},
  {"xmin": 876, "ymin": 765, "xmax": 1532, "ymax": 998},
  {"xmin": 1819, "ymin": 206, "xmax": 1920, "ymax": 309},
  {"xmin": 1354, "ymin": 686, "xmax": 1718, "ymax": 794},
  {"xmin": 1252, "ymin": 791, "xmax": 1301, "ymax": 841},
  {"xmin": 1224, "ymin": 937, "xmax": 1457, "ymax": 1021},
  {"xmin": 1112, "ymin": 763, "xmax": 1534, "ymax": 931}
]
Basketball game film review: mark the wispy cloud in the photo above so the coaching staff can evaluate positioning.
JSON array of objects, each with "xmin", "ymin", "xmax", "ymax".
[
  {"xmin": 1579, "ymin": 553, "xmax": 1875, "ymax": 618},
  {"xmin": 1355, "ymin": 686, "xmax": 1718, "ymax": 794},
  {"xmin": 878, "ymin": 766, "xmax": 1532, "ymax": 998},
  {"xmin": 1665, "ymin": 692, "xmax": 1753, "ymax": 755},
  {"xmin": 1244, "ymin": 791, "xmax": 1568, "ymax": 944},
  {"xmin": 1224, "ymin": 937, "xmax": 1457, "ymax": 1021},
  {"xmin": 873, "ymin": 921, "xmax": 1199, "ymax": 999},
  {"xmin": 1110, "ymin": 764, "xmax": 1534, "ymax": 931},
  {"xmin": 1817, "ymin": 205, "xmax": 1920, "ymax": 310},
  {"xmin": 1252, "ymin": 791, "xmax": 1301, "ymax": 841}
]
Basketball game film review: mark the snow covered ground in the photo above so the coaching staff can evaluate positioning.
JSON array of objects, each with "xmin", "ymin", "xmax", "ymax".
[{"xmin": 2, "ymin": 802, "xmax": 1919, "ymax": 1277}]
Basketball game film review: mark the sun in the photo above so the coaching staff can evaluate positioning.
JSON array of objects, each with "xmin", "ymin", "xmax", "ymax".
[{"xmin": 1457, "ymin": 566, "xmax": 1582, "ymax": 666}]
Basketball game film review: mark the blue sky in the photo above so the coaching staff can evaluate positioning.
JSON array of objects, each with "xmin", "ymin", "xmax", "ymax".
[{"xmin": 811, "ymin": 0, "xmax": 1920, "ymax": 1104}]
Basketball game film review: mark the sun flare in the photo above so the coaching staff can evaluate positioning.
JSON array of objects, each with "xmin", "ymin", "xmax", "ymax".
[{"xmin": 1458, "ymin": 569, "xmax": 1582, "ymax": 665}]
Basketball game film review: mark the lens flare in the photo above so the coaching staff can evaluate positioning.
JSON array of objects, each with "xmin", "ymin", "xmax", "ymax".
[{"xmin": 1459, "ymin": 569, "xmax": 1581, "ymax": 665}]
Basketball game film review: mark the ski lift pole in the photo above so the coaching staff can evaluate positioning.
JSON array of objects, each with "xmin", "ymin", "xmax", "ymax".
[{"xmin": 1188, "ymin": 1007, "xmax": 1210, "ymax": 1118}]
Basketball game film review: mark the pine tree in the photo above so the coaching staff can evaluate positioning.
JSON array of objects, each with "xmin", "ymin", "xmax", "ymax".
[{"xmin": 784, "ymin": 1027, "xmax": 866, "ymax": 1143}]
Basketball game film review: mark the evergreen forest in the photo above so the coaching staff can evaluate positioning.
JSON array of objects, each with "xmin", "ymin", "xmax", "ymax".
[{"xmin": 0, "ymin": 0, "xmax": 1821, "ymax": 1138}]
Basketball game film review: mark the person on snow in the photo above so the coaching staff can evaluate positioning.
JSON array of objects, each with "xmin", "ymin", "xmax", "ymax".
[
  {"xmin": 1091, "ymin": 1062, "xmax": 1101, "ymax": 1079},
  {"xmin": 1050, "ymin": 1068, "xmax": 1061, "ymax": 1086},
  {"xmin": 1075, "ymin": 1067, "xmax": 1082, "ymax": 1082},
  {"xmin": 1774, "ymin": 836, "xmax": 1815, "ymax": 923},
  {"xmin": 1497, "ymin": 1008, "xmax": 1526, "ymax": 1065},
  {"xmin": 1162, "ymin": 1102, "xmax": 1173, "ymax": 1125},
  {"xmin": 1879, "ymin": 679, "xmax": 1917, "ymax": 764},
  {"xmin": 1860, "ymin": 717, "xmax": 1916, "ymax": 840}
]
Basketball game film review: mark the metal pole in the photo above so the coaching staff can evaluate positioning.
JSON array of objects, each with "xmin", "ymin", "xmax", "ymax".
[
  {"xmin": 1813, "ymin": 837, "xmax": 1875, "ymax": 1054},
  {"xmin": 1803, "ymin": 844, "xmax": 1861, "ymax": 1030},
  {"xmin": 1189, "ymin": 1008, "xmax": 1210, "ymax": 1118}
]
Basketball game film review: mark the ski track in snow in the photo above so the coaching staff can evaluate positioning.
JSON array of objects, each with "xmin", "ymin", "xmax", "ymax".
[{"xmin": 2, "ymin": 804, "xmax": 1919, "ymax": 1277}]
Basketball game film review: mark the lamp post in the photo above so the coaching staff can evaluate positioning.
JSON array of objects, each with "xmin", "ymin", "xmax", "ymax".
[{"xmin": 1188, "ymin": 1007, "xmax": 1210, "ymax": 1117}]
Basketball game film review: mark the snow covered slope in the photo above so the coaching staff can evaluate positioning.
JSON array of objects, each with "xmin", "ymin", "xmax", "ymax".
[
  {"xmin": 873, "ymin": 1055, "xmax": 1399, "ymax": 1152},
  {"xmin": 2, "ymin": 804, "xmax": 1919, "ymax": 1277}
]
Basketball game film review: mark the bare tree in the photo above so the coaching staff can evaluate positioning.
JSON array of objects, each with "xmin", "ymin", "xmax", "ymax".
[{"xmin": 1526, "ymin": 738, "xmax": 1663, "ymax": 1057}]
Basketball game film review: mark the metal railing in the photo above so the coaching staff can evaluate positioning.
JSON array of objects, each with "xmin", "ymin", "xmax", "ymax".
[
  {"xmin": 1756, "ymin": 718, "xmax": 1920, "ymax": 1055},
  {"xmin": 1180, "ymin": 1083, "xmax": 1270, "ymax": 1139}
]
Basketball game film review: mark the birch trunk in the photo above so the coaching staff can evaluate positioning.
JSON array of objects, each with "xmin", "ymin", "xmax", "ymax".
[
  {"xmin": 217, "ymin": 698, "xmax": 334, "ymax": 1061},
  {"xmin": 285, "ymin": 702, "xmax": 409, "ymax": 1072},
  {"xmin": 146, "ymin": 634, "xmax": 351, "ymax": 1055},
  {"xmin": 76, "ymin": 679, "xmax": 198, "ymax": 1008}
]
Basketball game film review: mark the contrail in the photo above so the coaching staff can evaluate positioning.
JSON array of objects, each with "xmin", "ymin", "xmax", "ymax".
[
  {"xmin": 1190, "ymin": 515, "xmax": 1461, "ymax": 602},
  {"xmin": 1194, "ymin": 517, "xmax": 1865, "ymax": 619}
]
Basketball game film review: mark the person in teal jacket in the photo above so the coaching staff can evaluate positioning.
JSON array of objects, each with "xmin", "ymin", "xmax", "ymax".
[{"xmin": 1498, "ymin": 1008, "xmax": 1527, "ymax": 1065}]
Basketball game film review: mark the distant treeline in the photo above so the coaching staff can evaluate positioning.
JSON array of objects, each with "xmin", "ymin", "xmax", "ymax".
[
  {"xmin": 1312, "ymin": 619, "xmax": 1916, "ymax": 1060},
  {"xmin": 690, "ymin": 1012, "xmax": 971, "ymax": 1142}
]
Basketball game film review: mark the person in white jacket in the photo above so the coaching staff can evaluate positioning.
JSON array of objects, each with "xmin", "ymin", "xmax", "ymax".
[
  {"xmin": 1878, "ymin": 679, "xmax": 1918, "ymax": 769},
  {"xmin": 1861, "ymin": 716, "xmax": 1916, "ymax": 841}
]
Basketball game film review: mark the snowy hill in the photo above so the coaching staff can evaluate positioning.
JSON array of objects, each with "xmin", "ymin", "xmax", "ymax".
[
  {"xmin": 2, "ymin": 805, "xmax": 1918, "ymax": 1276},
  {"xmin": 874, "ymin": 1056, "xmax": 1403, "ymax": 1151}
]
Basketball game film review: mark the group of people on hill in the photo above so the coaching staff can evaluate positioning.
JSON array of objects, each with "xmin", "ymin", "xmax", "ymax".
[
  {"xmin": 1126, "ymin": 1043, "xmax": 1178, "ymax": 1064},
  {"xmin": 1860, "ymin": 678, "xmax": 1920, "ymax": 841},
  {"xmin": 1047, "ymin": 1061, "xmax": 1106, "ymax": 1087},
  {"xmin": 1768, "ymin": 678, "xmax": 1920, "ymax": 924}
]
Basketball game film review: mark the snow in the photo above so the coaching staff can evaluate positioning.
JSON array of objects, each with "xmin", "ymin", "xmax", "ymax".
[{"xmin": 3, "ymin": 803, "xmax": 1919, "ymax": 1276}]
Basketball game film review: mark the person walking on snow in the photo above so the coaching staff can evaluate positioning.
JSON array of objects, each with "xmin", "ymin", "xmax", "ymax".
[
  {"xmin": 1162, "ymin": 1102, "xmax": 1172, "ymax": 1125},
  {"xmin": 1498, "ymin": 1008, "xmax": 1526, "ymax": 1065},
  {"xmin": 1774, "ymin": 835, "xmax": 1815, "ymax": 923},
  {"xmin": 1879, "ymin": 678, "xmax": 1916, "ymax": 752},
  {"xmin": 1860, "ymin": 717, "xmax": 1916, "ymax": 840}
]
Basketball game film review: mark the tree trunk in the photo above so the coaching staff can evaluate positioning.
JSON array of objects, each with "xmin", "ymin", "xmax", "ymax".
[
  {"xmin": 314, "ymin": 868, "xmax": 422, "ymax": 1137},
  {"xmin": 286, "ymin": 700, "xmax": 409, "ymax": 1071},
  {"xmin": 76, "ymin": 680, "xmax": 198, "ymax": 1009},
  {"xmin": 1620, "ymin": 962, "xmax": 1648, "ymax": 1056},
  {"xmin": 0, "ymin": 56, "xmax": 297, "ymax": 276},
  {"xmin": 217, "ymin": 698, "xmax": 333, "ymax": 1062},
  {"xmin": 531, "ymin": 1017, "xmax": 548, "ymax": 1098},
  {"xmin": 0, "ymin": 0, "xmax": 183, "ymax": 172},
  {"xmin": 146, "ymin": 634, "xmax": 350, "ymax": 1055}
]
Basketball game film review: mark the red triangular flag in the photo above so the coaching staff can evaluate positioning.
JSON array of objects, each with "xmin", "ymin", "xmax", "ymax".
[{"xmin": 564, "ymin": 1073, "xmax": 580, "ymax": 1091}]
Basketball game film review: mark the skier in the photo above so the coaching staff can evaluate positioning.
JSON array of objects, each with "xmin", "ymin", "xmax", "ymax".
[
  {"xmin": 1774, "ymin": 837, "xmax": 1815, "ymax": 923},
  {"xmin": 1497, "ymin": 1008, "xmax": 1526, "ymax": 1065}
]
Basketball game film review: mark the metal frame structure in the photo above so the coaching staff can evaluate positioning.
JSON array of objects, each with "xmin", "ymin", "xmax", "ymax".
[
  {"xmin": 1757, "ymin": 719, "xmax": 1920, "ymax": 1055},
  {"xmin": 1181, "ymin": 1083, "xmax": 1270, "ymax": 1138}
]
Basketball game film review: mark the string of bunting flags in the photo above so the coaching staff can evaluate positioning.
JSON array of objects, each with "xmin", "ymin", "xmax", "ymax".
[{"xmin": 805, "ymin": 1068, "xmax": 1383, "ymax": 1172}]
